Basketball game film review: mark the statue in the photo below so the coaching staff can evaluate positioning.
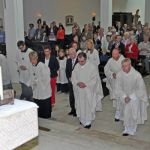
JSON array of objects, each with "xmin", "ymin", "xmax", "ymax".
[{"xmin": 133, "ymin": 9, "xmax": 140, "ymax": 27}]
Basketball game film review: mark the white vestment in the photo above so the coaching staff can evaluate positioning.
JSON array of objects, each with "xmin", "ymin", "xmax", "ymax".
[
  {"xmin": 101, "ymin": 35, "xmax": 109, "ymax": 51},
  {"xmin": 27, "ymin": 62, "xmax": 51, "ymax": 100},
  {"xmin": 86, "ymin": 49, "xmax": 100, "ymax": 67},
  {"xmin": 57, "ymin": 57, "xmax": 68, "ymax": 84},
  {"xmin": 72, "ymin": 61, "xmax": 103, "ymax": 126},
  {"xmin": 0, "ymin": 54, "xmax": 11, "ymax": 85},
  {"xmin": 86, "ymin": 49, "xmax": 101, "ymax": 110},
  {"xmin": 16, "ymin": 48, "xmax": 33, "ymax": 85},
  {"xmin": 104, "ymin": 55, "xmax": 124, "ymax": 100},
  {"xmin": 116, "ymin": 67, "xmax": 149, "ymax": 135}
]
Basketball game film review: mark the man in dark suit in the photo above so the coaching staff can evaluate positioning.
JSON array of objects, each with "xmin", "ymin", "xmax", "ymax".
[
  {"xmin": 65, "ymin": 27, "xmax": 78, "ymax": 47},
  {"xmin": 66, "ymin": 47, "xmax": 78, "ymax": 116},
  {"xmin": 111, "ymin": 35, "xmax": 125, "ymax": 56},
  {"xmin": 136, "ymin": 28, "xmax": 144, "ymax": 44},
  {"xmin": 115, "ymin": 21, "xmax": 124, "ymax": 36}
]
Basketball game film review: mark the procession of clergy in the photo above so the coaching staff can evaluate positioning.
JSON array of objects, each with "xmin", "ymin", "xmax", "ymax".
[{"xmin": 0, "ymin": 38, "xmax": 149, "ymax": 137}]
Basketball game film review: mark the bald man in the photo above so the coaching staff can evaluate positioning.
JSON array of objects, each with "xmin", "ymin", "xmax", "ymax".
[
  {"xmin": 116, "ymin": 58, "xmax": 148, "ymax": 136},
  {"xmin": 66, "ymin": 48, "xmax": 78, "ymax": 116},
  {"xmin": 104, "ymin": 49, "xmax": 124, "ymax": 121}
]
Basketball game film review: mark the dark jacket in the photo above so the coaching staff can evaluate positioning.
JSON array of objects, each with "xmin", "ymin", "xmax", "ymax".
[
  {"xmin": 41, "ymin": 55, "xmax": 59, "ymax": 78},
  {"xmin": 111, "ymin": 42, "xmax": 125, "ymax": 56},
  {"xmin": 115, "ymin": 26, "xmax": 124, "ymax": 36},
  {"xmin": 136, "ymin": 33, "xmax": 144, "ymax": 44},
  {"xmin": 48, "ymin": 26, "xmax": 58, "ymax": 36},
  {"xmin": 66, "ymin": 58, "xmax": 78, "ymax": 80}
]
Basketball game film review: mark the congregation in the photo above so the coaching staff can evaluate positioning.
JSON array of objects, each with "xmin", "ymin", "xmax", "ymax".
[{"xmin": 0, "ymin": 18, "xmax": 149, "ymax": 136}]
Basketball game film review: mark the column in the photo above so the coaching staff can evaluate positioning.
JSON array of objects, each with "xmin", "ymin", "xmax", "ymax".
[
  {"xmin": 100, "ymin": 0, "xmax": 112, "ymax": 32},
  {"xmin": 4, "ymin": 0, "xmax": 24, "ymax": 83},
  {"xmin": 145, "ymin": 0, "xmax": 150, "ymax": 24}
]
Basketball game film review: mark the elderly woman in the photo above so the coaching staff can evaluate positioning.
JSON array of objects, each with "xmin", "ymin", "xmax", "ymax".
[
  {"xmin": 122, "ymin": 32, "xmax": 131, "ymax": 47},
  {"xmin": 125, "ymin": 36, "xmax": 139, "ymax": 67},
  {"xmin": 28, "ymin": 51, "xmax": 52, "ymax": 118}
]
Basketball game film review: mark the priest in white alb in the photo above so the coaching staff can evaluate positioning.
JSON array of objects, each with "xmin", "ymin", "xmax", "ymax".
[
  {"xmin": 72, "ymin": 52, "xmax": 103, "ymax": 129},
  {"xmin": 16, "ymin": 41, "xmax": 33, "ymax": 101},
  {"xmin": 116, "ymin": 58, "xmax": 149, "ymax": 136},
  {"xmin": 104, "ymin": 49, "xmax": 124, "ymax": 121}
]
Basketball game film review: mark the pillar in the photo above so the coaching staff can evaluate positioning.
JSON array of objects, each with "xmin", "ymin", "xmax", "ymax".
[
  {"xmin": 4, "ymin": 0, "xmax": 24, "ymax": 83},
  {"xmin": 100, "ymin": 0, "xmax": 112, "ymax": 32},
  {"xmin": 145, "ymin": 0, "xmax": 150, "ymax": 24}
]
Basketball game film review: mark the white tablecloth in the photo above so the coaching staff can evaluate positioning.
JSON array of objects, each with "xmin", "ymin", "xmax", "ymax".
[{"xmin": 0, "ymin": 99, "xmax": 39, "ymax": 150}]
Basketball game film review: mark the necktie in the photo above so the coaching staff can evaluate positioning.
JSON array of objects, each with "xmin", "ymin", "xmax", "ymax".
[{"xmin": 72, "ymin": 59, "xmax": 75, "ymax": 68}]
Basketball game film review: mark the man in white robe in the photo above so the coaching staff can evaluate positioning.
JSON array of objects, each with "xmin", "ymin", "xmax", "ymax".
[
  {"xmin": 104, "ymin": 49, "xmax": 124, "ymax": 121},
  {"xmin": 72, "ymin": 52, "xmax": 103, "ymax": 128},
  {"xmin": 116, "ymin": 58, "xmax": 149, "ymax": 136},
  {"xmin": 0, "ymin": 54, "xmax": 12, "ymax": 90},
  {"xmin": 27, "ymin": 51, "xmax": 52, "ymax": 118},
  {"xmin": 16, "ymin": 41, "xmax": 33, "ymax": 100}
]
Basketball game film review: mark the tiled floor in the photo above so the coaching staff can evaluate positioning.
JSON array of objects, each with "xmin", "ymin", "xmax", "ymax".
[{"xmin": 14, "ymin": 76, "xmax": 150, "ymax": 150}]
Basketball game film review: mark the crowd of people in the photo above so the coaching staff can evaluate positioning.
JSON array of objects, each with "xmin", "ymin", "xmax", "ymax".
[
  {"xmin": 25, "ymin": 19, "xmax": 150, "ymax": 74},
  {"xmin": 0, "ymin": 19, "xmax": 149, "ymax": 136}
]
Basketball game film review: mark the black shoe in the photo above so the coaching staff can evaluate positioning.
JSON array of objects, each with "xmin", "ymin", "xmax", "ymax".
[
  {"xmin": 144, "ymin": 72, "xmax": 150, "ymax": 75},
  {"xmin": 73, "ymin": 113, "xmax": 77, "ymax": 117},
  {"xmin": 68, "ymin": 111, "xmax": 74, "ymax": 115},
  {"xmin": 115, "ymin": 118, "xmax": 120, "ymax": 122},
  {"xmin": 122, "ymin": 133, "xmax": 129, "ymax": 136},
  {"xmin": 84, "ymin": 124, "xmax": 91, "ymax": 129}
]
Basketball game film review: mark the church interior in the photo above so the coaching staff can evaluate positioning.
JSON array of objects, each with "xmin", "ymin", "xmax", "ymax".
[{"xmin": 0, "ymin": 0, "xmax": 150, "ymax": 150}]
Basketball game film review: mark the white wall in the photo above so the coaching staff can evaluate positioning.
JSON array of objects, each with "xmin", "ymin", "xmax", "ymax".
[
  {"xmin": 0, "ymin": 0, "xmax": 4, "ymax": 18},
  {"xmin": 113, "ymin": 0, "xmax": 145, "ymax": 24},
  {"xmin": 0, "ymin": 0, "xmax": 4, "ymax": 30},
  {"xmin": 23, "ymin": 0, "xmax": 100, "ymax": 34},
  {"xmin": 145, "ymin": 0, "xmax": 150, "ymax": 24}
]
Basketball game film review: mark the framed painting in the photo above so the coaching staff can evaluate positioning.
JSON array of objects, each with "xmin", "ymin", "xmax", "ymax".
[{"xmin": 65, "ymin": 15, "xmax": 74, "ymax": 26}]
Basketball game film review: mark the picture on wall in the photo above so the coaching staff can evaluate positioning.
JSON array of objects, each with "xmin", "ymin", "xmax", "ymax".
[{"xmin": 65, "ymin": 15, "xmax": 74, "ymax": 26}]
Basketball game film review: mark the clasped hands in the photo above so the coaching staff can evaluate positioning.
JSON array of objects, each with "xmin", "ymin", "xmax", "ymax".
[
  {"xmin": 112, "ymin": 73, "xmax": 116, "ymax": 79},
  {"xmin": 125, "ymin": 96, "xmax": 131, "ymax": 104},
  {"xmin": 77, "ymin": 82, "xmax": 87, "ymax": 88},
  {"xmin": 20, "ymin": 65, "xmax": 27, "ymax": 70}
]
